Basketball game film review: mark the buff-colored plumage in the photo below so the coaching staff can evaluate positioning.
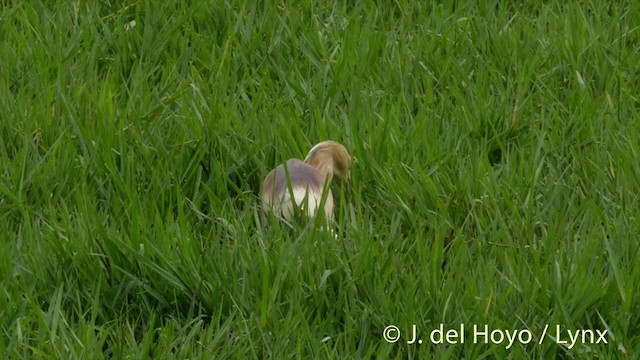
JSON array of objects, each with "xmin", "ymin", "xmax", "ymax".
[{"xmin": 261, "ymin": 141, "xmax": 351, "ymax": 222}]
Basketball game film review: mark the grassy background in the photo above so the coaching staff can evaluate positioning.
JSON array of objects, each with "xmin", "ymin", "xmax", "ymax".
[{"xmin": 1, "ymin": 0, "xmax": 639, "ymax": 358}]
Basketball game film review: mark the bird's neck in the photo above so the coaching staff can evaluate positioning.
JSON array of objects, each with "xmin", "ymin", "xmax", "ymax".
[
  {"xmin": 307, "ymin": 155, "xmax": 334, "ymax": 183},
  {"xmin": 316, "ymin": 163, "xmax": 334, "ymax": 183}
]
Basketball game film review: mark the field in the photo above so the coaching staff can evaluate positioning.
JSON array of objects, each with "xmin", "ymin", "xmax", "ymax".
[{"xmin": 1, "ymin": 0, "xmax": 639, "ymax": 358}]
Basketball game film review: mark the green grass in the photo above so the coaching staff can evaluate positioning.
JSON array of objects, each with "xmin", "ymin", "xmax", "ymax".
[{"xmin": 1, "ymin": 0, "xmax": 639, "ymax": 358}]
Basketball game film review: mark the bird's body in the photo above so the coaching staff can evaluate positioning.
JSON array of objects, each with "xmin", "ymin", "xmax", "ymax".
[
  {"xmin": 261, "ymin": 159, "xmax": 334, "ymax": 221},
  {"xmin": 261, "ymin": 141, "xmax": 351, "ymax": 223}
]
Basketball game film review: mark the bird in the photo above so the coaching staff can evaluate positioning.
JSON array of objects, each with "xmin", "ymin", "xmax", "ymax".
[{"xmin": 261, "ymin": 140, "xmax": 351, "ymax": 223}]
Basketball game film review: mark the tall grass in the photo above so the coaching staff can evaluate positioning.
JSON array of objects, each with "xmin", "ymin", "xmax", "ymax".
[{"xmin": 1, "ymin": 0, "xmax": 639, "ymax": 358}]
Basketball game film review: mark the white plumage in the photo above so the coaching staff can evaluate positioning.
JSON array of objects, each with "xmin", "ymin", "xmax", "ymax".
[{"xmin": 261, "ymin": 141, "xmax": 351, "ymax": 223}]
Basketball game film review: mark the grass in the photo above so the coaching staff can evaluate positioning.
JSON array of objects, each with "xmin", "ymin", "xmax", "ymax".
[{"xmin": 1, "ymin": 0, "xmax": 639, "ymax": 358}]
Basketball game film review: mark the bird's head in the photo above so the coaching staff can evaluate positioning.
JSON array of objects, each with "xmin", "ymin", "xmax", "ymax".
[{"xmin": 304, "ymin": 140, "xmax": 351, "ymax": 183}]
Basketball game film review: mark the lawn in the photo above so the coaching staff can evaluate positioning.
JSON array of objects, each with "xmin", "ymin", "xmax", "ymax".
[{"xmin": 1, "ymin": 0, "xmax": 639, "ymax": 358}]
